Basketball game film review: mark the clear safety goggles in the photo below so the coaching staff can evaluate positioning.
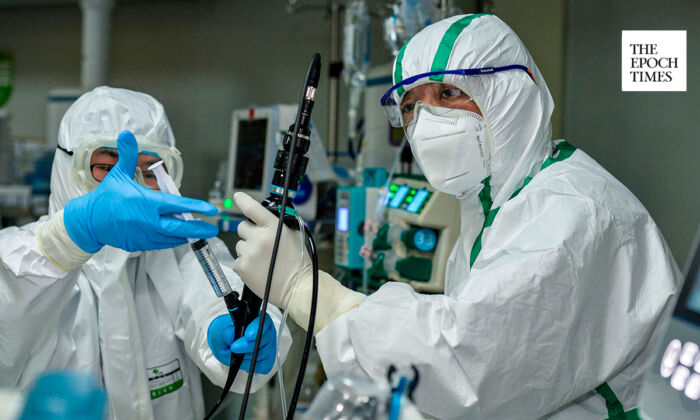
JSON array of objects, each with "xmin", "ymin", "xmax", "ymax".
[
  {"xmin": 380, "ymin": 65, "xmax": 535, "ymax": 128},
  {"xmin": 69, "ymin": 137, "xmax": 184, "ymax": 190}
]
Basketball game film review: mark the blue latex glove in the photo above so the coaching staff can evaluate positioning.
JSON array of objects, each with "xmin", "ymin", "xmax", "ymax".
[
  {"xmin": 19, "ymin": 372, "xmax": 106, "ymax": 420},
  {"xmin": 64, "ymin": 130, "xmax": 218, "ymax": 253},
  {"xmin": 207, "ymin": 313, "xmax": 277, "ymax": 374}
]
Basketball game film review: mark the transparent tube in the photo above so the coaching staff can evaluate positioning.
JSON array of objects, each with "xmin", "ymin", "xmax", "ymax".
[
  {"xmin": 277, "ymin": 215, "xmax": 307, "ymax": 419},
  {"xmin": 362, "ymin": 136, "xmax": 406, "ymax": 293}
]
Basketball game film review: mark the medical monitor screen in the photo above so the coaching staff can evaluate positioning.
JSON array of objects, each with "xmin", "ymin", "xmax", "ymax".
[
  {"xmin": 389, "ymin": 185, "xmax": 410, "ymax": 208},
  {"xmin": 234, "ymin": 119, "xmax": 268, "ymax": 191},
  {"xmin": 406, "ymin": 189, "xmax": 430, "ymax": 213},
  {"xmin": 674, "ymin": 237, "xmax": 700, "ymax": 325},
  {"xmin": 337, "ymin": 207, "xmax": 349, "ymax": 232}
]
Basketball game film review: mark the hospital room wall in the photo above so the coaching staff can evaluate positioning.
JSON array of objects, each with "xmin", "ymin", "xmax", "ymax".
[
  {"xmin": 489, "ymin": 0, "xmax": 566, "ymax": 139},
  {"xmin": 0, "ymin": 0, "xmax": 392, "ymax": 199},
  {"xmin": 563, "ymin": 0, "xmax": 699, "ymax": 265}
]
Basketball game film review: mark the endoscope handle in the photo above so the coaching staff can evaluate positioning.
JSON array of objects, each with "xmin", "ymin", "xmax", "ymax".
[
  {"xmin": 234, "ymin": 202, "xmax": 293, "ymax": 339},
  {"xmin": 240, "ymin": 286, "xmax": 262, "ymax": 327},
  {"xmin": 224, "ymin": 288, "xmax": 261, "ymax": 338}
]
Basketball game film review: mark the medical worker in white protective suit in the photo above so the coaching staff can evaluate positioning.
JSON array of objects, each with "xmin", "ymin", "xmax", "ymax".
[
  {"xmin": 0, "ymin": 87, "xmax": 292, "ymax": 420},
  {"xmin": 233, "ymin": 14, "xmax": 681, "ymax": 419}
]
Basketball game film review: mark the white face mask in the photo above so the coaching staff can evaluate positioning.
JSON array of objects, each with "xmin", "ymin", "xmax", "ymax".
[{"xmin": 406, "ymin": 102, "xmax": 490, "ymax": 196}]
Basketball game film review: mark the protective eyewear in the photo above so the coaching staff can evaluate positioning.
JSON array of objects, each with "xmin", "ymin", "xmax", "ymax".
[
  {"xmin": 380, "ymin": 65, "xmax": 535, "ymax": 128},
  {"xmin": 89, "ymin": 147, "xmax": 165, "ymax": 190},
  {"xmin": 68, "ymin": 137, "xmax": 184, "ymax": 190}
]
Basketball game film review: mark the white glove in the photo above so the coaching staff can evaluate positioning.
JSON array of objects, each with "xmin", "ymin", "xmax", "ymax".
[
  {"xmin": 233, "ymin": 192, "xmax": 364, "ymax": 334},
  {"xmin": 233, "ymin": 192, "xmax": 308, "ymax": 308}
]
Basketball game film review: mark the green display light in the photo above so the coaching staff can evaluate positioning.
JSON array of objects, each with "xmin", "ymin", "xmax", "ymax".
[
  {"xmin": 390, "ymin": 184, "xmax": 398, "ymax": 191},
  {"xmin": 224, "ymin": 198, "xmax": 233, "ymax": 209}
]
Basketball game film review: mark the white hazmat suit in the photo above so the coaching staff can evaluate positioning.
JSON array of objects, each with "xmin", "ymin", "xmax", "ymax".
[
  {"xmin": 316, "ymin": 14, "xmax": 681, "ymax": 419},
  {"xmin": 0, "ymin": 87, "xmax": 292, "ymax": 420},
  {"xmin": 232, "ymin": 14, "xmax": 681, "ymax": 420}
]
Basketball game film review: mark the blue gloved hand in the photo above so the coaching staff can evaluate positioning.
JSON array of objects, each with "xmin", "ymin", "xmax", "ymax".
[
  {"xmin": 19, "ymin": 372, "xmax": 106, "ymax": 420},
  {"xmin": 207, "ymin": 313, "xmax": 277, "ymax": 374},
  {"xmin": 64, "ymin": 130, "xmax": 218, "ymax": 253}
]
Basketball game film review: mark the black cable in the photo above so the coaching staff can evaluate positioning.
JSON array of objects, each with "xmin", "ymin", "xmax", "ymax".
[
  {"xmin": 286, "ymin": 224, "xmax": 319, "ymax": 418},
  {"xmin": 202, "ymin": 355, "xmax": 243, "ymax": 420},
  {"xmin": 237, "ymin": 55, "xmax": 319, "ymax": 420},
  {"xmin": 202, "ymin": 292, "xmax": 247, "ymax": 420}
]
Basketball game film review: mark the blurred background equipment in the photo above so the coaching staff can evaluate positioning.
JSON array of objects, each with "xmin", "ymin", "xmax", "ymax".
[
  {"xmin": 210, "ymin": 104, "xmax": 335, "ymax": 234},
  {"xmin": 0, "ymin": 371, "xmax": 106, "ymax": 420},
  {"xmin": 641, "ymin": 226, "xmax": 700, "ymax": 419},
  {"xmin": 302, "ymin": 367, "xmax": 425, "ymax": 420},
  {"xmin": 364, "ymin": 175, "xmax": 459, "ymax": 293},
  {"xmin": 0, "ymin": 48, "xmax": 56, "ymax": 226},
  {"xmin": 0, "ymin": 49, "xmax": 12, "ymax": 108},
  {"xmin": 225, "ymin": 104, "xmax": 298, "ymax": 208}
]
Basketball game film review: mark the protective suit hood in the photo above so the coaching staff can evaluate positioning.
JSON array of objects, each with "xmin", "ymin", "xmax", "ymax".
[
  {"xmin": 50, "ymin": 86, "xmax": 177, "ymax": 214},
  {"xmin": 392, "ymin": 13, "xmax": 554, "ymax": 207}
]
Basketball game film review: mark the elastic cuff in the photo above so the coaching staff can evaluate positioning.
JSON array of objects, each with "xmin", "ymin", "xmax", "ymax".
[
  {"xmin": 288, "ymin": 269, "xmax": 365, "ymax": 335},
  {"xmin": 37, "ymin": 209, "xmax": 94, "ymax": 272}
]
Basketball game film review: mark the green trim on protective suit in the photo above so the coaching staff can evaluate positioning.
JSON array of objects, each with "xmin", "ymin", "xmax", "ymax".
[
  {"xmin": 608, "ymin": 409, "xmax": 641, "ymax": 420},
  {"xmin": 541, "ymin": 140, "xmax": 576, "ymax": 170},
  {"xmin": 477, "ymin": 175, "xmax": 493, "ymax": 215},
  {"xmin": 595, "ymin": 382, "xmax": 641, "ymax": 419},
  {"xmin": 469, "ymin": 177, "xmax": 494, "ymax": 267},
  {"xmin": 469, "ymin": 141, "xmax": 577, "ymax": 268},
  {"xmin": 429, "ymin": 13, "xmax": 492, "ymax": 82},
  {"xmin": 395, "ymin": 39, "xmax": 411, "ymax": 97}
]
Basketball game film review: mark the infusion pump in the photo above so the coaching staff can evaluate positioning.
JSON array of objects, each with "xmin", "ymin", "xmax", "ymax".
[
  {"xmin": 335, "ymin": 174, "xmax": 460, "ymax": 294},
  {"xmin": 370, "ymin": 176, "xmax": 460, "ymax": 293}
]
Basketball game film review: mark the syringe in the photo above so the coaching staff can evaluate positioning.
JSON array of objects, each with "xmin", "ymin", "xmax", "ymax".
[
  {"xmin": 150, "ymin": 161, "xmax": 262, "ymax": 420},
  {"xmin": 149, "ymin": 161, "xmax": 232, "ymax": 298}
]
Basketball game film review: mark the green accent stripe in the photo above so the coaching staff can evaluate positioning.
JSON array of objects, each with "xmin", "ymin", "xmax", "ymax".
[
  {"xmin": 541, "ymin": 140, "xmax": 576, "ymax": 170},
  {"xmin": 470, "ymin": 207, "xmax": 499, "ymax": 267},
  {"xmin": 429, "ymin": 13, "xmax": 491, "ymax": 82},
  {"xmin": 469, "ymin": 177, "xmax": 494, "ymax": 268},
  {"xmin": 394, "ymin": 40, "xmax": 411, "ymax": 97},
  {"xmin": 608, "ymin": 408, "xmax": 641, "ymax": 420},
  {"xmin": 478, "ymin": 176, "xmax": 493, "ymax": 215},
  {"xmin": 508, "ymin": 176, "xmax": 533, "ymax": 200},
  {"xmin": 595, "ymin": 383, "xmax": 624, "ymax": 417},
  {"xmin": 595, "ymin": 382, "xmax": 641, "ymax": 419},
  {"xmin": 468, "ymin": 141, "xmax": 577, "ymax": 268},
  {"xmin": 150, "ymin": 378, "xmax": 183, "ymax": 399}
]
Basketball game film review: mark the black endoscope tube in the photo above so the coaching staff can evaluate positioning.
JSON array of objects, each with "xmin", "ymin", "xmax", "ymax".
[
  {"xmin": 237, "ymin": 53, "xmax": 321, "ymax": 420},
  {"xmin": 201, "ymin": 293, "xmax": 244, "ymax": 420}
]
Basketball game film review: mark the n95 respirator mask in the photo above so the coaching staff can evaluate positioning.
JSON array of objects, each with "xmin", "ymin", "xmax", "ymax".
[{"xmin": 406, "ymin": 102, "xmax": 490, "ymax": 196}]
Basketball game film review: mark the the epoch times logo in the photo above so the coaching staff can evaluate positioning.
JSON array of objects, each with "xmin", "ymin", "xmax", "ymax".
[{"xmin": 622, "ymin": 30, "xmax": 686, "ymax": 91}]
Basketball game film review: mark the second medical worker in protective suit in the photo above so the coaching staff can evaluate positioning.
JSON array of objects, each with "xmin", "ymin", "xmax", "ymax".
[
  {"xmin": 0, "ymin": 87, "xmax": 291, "ymax": 420},
  {"xmin": 233, "ymin": 14, "xmax": 681, "ymax": 419}
]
